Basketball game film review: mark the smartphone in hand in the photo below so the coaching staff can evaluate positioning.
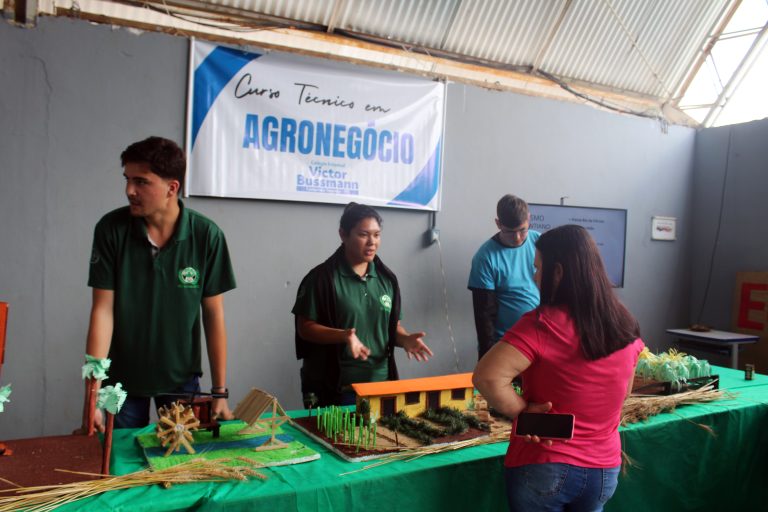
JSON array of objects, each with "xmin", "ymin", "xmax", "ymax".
[{"xmin": 514, "ymin": 412, "xmax": 575, "ymax": 440}]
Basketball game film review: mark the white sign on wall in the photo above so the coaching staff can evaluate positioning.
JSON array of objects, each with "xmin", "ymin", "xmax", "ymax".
[
  {"xmin": 651, "ymin": 216, "xmax": 677, "ymax": 241},
  {"xmin": 187, "ymin": 40, "xmax": 445, "ymax": 210}
]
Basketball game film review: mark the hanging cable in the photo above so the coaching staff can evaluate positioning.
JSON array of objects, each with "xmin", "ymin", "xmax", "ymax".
[
  {"xmin": 435, "ymin": 238, "xmax": 460, "ymax": 373},
  {"xmin": 696, "ymin": 128, "xmax": 733, "ymax": 323}
]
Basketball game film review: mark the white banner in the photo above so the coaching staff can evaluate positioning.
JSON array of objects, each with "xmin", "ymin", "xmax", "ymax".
[{"xmin": 187, "ymin": 41, "xmax": 445, "ymax": 210}]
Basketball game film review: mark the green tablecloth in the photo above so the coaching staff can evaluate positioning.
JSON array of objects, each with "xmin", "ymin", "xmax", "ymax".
[
  {"xmin": 607, "ymin": 367, "xmax": 768, "ymax": 512},
  {"xmin": 56, "ymin": 367, "xmax": 768, "ymax": 511}
]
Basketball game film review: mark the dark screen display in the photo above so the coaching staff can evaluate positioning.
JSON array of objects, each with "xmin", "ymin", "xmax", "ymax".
[{"xmin": 515, "ymin": 412, "xmax": 574, "ymax": 439}]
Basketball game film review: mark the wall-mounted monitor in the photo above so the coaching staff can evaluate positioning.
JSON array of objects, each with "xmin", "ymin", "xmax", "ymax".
[{"xmin": 528, "ymin": 204, "xmax": 627, "ymax": 287}]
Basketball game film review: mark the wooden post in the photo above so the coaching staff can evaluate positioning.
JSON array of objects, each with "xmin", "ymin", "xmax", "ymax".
[
  {"xmin": 85, "ymin": 378, "xmax": 98, "ymax": 436},
  {"xmin": 270, "ymin": 400, "xmax": 278, "ymax": 445},
  {"xmin": 101, "ymin": 412, "xmax": 114, "ymax": 476},
  {"xmin": 0, "ymin": 302, "xmax": 8, "ymax": 382}
]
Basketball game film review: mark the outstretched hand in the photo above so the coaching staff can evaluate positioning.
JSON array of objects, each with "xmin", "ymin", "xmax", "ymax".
[
  {"xmin": 344, "ymin": 328, "xmax": 371, "ymax": 360},
  {"xmin": 400, "ymin": 331, "xmax": 433, "ymax": 362}
]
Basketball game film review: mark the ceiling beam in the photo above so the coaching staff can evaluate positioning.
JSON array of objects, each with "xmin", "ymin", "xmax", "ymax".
[
  {"xmin": 531, "ymin": 0, "xmax": 572, "ymax": 73},
  {"xmin": 39, "ymin": 0, "xmax": 695, "ymax": 125},
  {"xmin": 703, "ymin": 19, "xmax": 768, "ymax": 127},
  {"xmin": 603, "ymin": 0, "xmax": 674, "ymax": 99},
  {"xmin": 11, "ymin": 0, "xmax": 37, "ymax": 25},
  {"xmin": 670, "ymin": 0, "xmax": 741, "ymax": 105},
  {"xmin": 326, "ymin": 0, "xmax": 345, "ymax": 34},
  {"xmin": 437, "ymin": 0, "xmax": 464, "ymax": 50}
]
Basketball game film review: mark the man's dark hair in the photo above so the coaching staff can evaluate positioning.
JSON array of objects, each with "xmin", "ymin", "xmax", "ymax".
[
  {"xmin": 120, "ymin": 136, "xmax": 186, "ymax": 188},
  {"xmin": 497, "ymin": 194, "xmax": 529, "ymax": 228},
  {"xmin": 339, "ymin": 202, "xmax": 383, "ymax": 234},
  {"xmin": 536, "ymin": 224, "xmax": 640, "ymax": 360}
]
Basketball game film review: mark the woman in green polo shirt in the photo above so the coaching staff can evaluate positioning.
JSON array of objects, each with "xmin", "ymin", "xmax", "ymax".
[{"xmin": 293, "ymin": 202, "xmax": 433, "ymax": 407}]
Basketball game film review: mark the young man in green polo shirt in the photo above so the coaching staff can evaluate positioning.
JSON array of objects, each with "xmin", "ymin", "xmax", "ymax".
[{"xmin": 81, "ymin": 136, "xmax": 236, "ymax": 430}]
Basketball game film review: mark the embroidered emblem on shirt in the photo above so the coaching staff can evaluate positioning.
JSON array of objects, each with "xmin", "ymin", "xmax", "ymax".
[
  {"xmin": 380, "ymin": 294, "xmax": 392, "ymax": 311},
  {"xmin": 178, "ymin": 267, "xmax": 200, "ymax": 288}
]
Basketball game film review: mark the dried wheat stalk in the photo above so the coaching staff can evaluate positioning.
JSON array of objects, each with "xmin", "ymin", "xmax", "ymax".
[
  {"xmin": 621, "ymin": 385, "xmax": 735, "ymax": 426},
  {"xmin": 0, "ymin": 458, "xmax": 266, "ymax": 512},
  {"xmin": 340, "ymin": 429, "xmax": 512, "ymax": 475}
]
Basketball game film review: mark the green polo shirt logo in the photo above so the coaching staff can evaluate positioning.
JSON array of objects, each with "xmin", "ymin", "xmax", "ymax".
[
  {"xmin": 178, "ymin": 266, "xmax": 200, "ymax": 288},
  {"xmin": 380, "ymin": 294, "xmax": 392, "ymax": 312}
]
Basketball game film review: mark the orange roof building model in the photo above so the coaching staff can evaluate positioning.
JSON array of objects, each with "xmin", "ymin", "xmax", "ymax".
[{"xmin": 351, "ymin": 373, "xmax": 474, "ymax": 419}]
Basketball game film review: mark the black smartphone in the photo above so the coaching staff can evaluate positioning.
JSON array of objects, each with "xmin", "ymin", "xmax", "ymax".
[{"xmin": 514, "ymin": 412, "xmax": 575, "ymax": 440}]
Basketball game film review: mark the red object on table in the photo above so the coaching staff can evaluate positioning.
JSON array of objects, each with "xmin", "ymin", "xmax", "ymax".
[
  {"xmin": 85, "ymin": 377, "xmax": 98, "ymax": 436},
  {"xmin": 181, "ymin": 395, "xmax": 221, "ymax": 438},
  {"xmin": 0, "ymin": 302, "xmax": 9, "ymax": 457},
  {"xmin": 0, "ymin": 301, "xmax": 8, "ymax": 381},
  {"xmin": 0, "ymin": 435, "xmax": 103, "ymax": 490},
  {"xmin": 101, "ymin": 412, "xmax": 115, "ymax": 475}
]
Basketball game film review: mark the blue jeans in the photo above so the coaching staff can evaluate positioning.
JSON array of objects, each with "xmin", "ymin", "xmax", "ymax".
[
  {"xmin": 114, "ymin": 376, "xmax": 201, "ymax": 429},
  {"xmin": 505, "ymin": 463, "xmax": 620, "ymax": 512}
]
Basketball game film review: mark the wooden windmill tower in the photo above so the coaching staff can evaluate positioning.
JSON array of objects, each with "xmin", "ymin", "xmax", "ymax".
[{"xmin": 233, "ymin": 389, "xmax": 291, "ymax": 451}]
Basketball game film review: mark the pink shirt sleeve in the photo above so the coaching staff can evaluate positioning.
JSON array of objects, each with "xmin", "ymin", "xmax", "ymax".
[{"xmin": 500, "ymin": 310, "xmax": 541, "ymax": 364}]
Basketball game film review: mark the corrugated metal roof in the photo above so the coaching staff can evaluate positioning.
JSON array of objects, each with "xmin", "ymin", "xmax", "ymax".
[
  {"xmin": 226, "ymin": 0, "xmax": 732, "ymax": 103},
  {"xmin": 41, "ymin": 0, "xmax": 752, "ymax": 123}
]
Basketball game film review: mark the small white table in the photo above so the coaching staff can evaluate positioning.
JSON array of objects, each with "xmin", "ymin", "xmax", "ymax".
[{"xmin": 666, "ymin": 328, "xmax": 759, "ymax": 369}]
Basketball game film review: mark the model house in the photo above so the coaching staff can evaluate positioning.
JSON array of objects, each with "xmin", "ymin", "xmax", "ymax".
[{"xmin": 351, "ymin": 373, "xmax": 474, "ymax": 418}]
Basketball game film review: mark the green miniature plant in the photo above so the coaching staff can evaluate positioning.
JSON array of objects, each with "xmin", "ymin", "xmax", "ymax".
[
  {"xmin": 357, "ymin": 398, "xmax": 371, "ymax": 425},
  {"xmin": 316, "ymin": 406, "xmax": 377, "ymax": 451},
  {"xmin": 379, "ymin": 411, "xmax": 443, "ymax": 444}
]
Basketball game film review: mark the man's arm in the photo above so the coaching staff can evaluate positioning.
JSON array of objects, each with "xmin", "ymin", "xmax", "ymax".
[
  {"xmin": 471, "ymin": 288, "xmax": 499, "ymax": 357},
  {"xmin": 79, "ymin": 288, "xmax": 114, "ymax": 433},
  {"xmin": 201, "ymin": 294, "xmax": 234, "ymax": 420}
]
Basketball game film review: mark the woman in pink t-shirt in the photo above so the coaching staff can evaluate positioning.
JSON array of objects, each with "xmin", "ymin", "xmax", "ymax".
[{"xmin": 473, "ymin": 225, "xmax": 644, "ymax": 512}]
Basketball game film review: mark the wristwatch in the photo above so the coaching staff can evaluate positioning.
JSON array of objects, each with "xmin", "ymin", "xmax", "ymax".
[{"xmin": 211, "ymin": 387, "xmax": 229, "ymax": 398}]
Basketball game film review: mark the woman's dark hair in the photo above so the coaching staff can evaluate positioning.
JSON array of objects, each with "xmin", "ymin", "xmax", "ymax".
[
  {"xmin": 120, "ymin": 136, "xmax": 186, "ymax": 188},
  {"xmin": 536, "ymin": 225, "xmax": 640, "ymax": 360},
  {"xmin": 339, "ymin": 202, "xmax": 383, "ymax": 234}
]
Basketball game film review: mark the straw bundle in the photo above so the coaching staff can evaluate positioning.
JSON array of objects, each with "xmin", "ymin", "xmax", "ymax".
[
  {"xmin": 340, "ymin": 429, "xmax": 512, "ymax": 475},
  {"xmin": 621, "ymin": 385, "xmax": 735, "ymax": 426},
  {"xmin": 0, "ymin": 458, "xmax": 266, "ymax": 512}
]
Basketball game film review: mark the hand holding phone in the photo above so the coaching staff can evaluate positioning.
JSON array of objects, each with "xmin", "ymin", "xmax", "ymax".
[{"xmin": 514, "ymin": 412, "xmax": 575, "ymax": 440}]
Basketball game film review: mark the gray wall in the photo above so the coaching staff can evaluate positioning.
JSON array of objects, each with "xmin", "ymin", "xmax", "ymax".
[
  {"xmin": 0, "ymin": 18, "xmax": 695, "ymax": 439},
  {"xmin": 690, "ymin": 120, "xmax": 768, "ymax": 329}
]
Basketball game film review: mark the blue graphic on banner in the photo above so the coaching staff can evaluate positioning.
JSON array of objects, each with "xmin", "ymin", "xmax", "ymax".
[
  {"xmin": 389, "ymin": 141, "xmax": 441, "ymax": 207},
  {"xmin": 192, "ymin": 46, "xmax": 262, "ymax": 147}
]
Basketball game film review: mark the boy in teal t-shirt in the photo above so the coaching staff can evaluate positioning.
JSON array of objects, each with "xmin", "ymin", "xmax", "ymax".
[{"xmin": 468, "ymin": 194, "xmax": 540, "ymax": 359}]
